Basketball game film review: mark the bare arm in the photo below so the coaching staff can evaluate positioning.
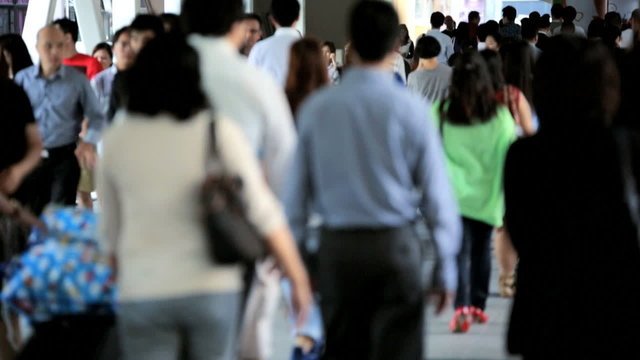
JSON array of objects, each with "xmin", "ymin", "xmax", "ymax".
[
  {"xmin": 517, "ymin": 94, "xmax": 536, "ymax": 137},
  {"xmin": 263, "ymin": 226, "xmax": 312, "ymax": 325}
]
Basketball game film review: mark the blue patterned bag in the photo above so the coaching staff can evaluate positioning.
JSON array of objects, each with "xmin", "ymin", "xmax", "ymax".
[{"xmin": 1, "ymin": 206, "xmax": 117, "ymax": 323}]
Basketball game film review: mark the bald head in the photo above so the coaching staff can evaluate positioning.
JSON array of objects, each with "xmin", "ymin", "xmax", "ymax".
[{"xmin": 36, "ymin": 25, "xmax": 65, "ymax": 74}]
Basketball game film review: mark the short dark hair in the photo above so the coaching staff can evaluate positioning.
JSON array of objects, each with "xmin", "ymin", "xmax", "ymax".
[
  {"xmin": 415, "ymin": 35, "xmax": 441, "ymax": 59},
  {"xmin": 124, "ymin": 34, "xmax": 208, "ymax": 121},
  {"xmin": 485, "ymin": 20, "xmax": 500, "ymax": 34},
  {"xmin": 431, "ymin": 12, "xmax": 445, "ymax": 28},
  {"xmin": 478, "ymin": 23, "xmax": 490, "ymax": 42},
  {"xmin": 602, "ymin": 25, "xmax": 622, "ymax": 48},
  {"xmin": 349, "ymin": 1, "xmax": 399, "ymax": 62},
  {"xmin": 502, "ymin": 6, "xmax": 517, "ymax": 22},
  {"xmin": 632, "ymin": 9, "xmax": 640, "ymax": 22},
  {"xmin": 468, "ymin": 11, "xmax": 480, "ymax": 22},
  {"xmin": 92, "ymin": 42, "xmax": 113, "ymax": 59},
  {"xmin": 563, "ymin": 6, "xmax": 577, "ymax": 22},
  {"xmin": 534, "ymin": 36, "xmax": 619, "ymax": 130},
  {"xmin": 242, "ymin": 13, "xmax": 263, "ymax": 27},
  {"xmin": 160, "ymin": 13, "xmax": 183, "ymax": 35},
  {"xmin": 521, "ymin": 19, "xmax": 538, "ymax": 40},
  {"xmin": 537, "ymin": 15, "xmax": 551, "ymax": 29},
  {"xmin": 322, "ymin": 41, "xmax": 336, "ymax": 54},
  {"xmin": 130, "ymin": 15, "xmax": 165, "ymax": 37},
  {"xmin": 529, "ymin": 11, "xmax": 541, "ymax": 21},
  {"xmin": 181, "ymin": 0, "xmax": 244, "ymax": 36},
  {"xmin": 113, "ymin": 26, "xmax": 130, "ymax": 44},
  {"xmin": 271, "ymin": 0, "xmax": 300, "ymax": 27},
  {"xmin": 53, "ymin": 18, "xmax": 79, "ymax": 42},
  {"xmin": 588, "ymin": 18, "xmax": 605, "ymax": 39},
  {"xmin": 604, "ymin": 11, "xmax": 622, "ymax": 29},
  {"xmin": 551, "ymin": 4, "xmax": 564, "ymax": 19}
]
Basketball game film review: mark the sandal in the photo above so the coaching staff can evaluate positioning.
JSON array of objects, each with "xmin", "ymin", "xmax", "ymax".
[{"xmin": 499, "ymin": 273, "xmax": 516, "ymax": 297}]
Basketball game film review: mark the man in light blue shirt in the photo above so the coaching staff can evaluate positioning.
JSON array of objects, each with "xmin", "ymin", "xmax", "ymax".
[
  {"xmin": 91, "ymin": 27, "xmax": 134, "ymax": 115},
  {"xmin": 14, "ymin": 25, "xmax": 104, "ymax": 214},
  {"xmin": 285, "ymin": 2, "xmax": 461, "ymax": 358},
  {"xmin": 425, "ymin": 11, "xmax": 455, "ymax": 65}
]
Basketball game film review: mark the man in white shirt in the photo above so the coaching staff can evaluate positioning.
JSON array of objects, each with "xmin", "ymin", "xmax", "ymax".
[
  {"xmin": 248, "ymin": 0, "xmax": 301, "ymax": 86},
  {"xmin": 425, "ymin": 12, "xmax": 454, "ymax": 65},
  {"xmin": 181, "ymin": 1, "xmax": 297, "ymax": 359},
  {"xmin": 621, "ymin": 9, "xmax": 640, "ymax": 50}
]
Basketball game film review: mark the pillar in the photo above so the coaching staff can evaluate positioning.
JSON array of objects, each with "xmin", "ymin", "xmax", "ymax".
[
  {"xmin": 22, "ymin": 0, "xmax": 64, "ymax": 63},
  {"xmin": 74, "ymin": 0, "xmax": 106, "ymax": 53},
  {"xmin": 112, "ymin": 0, "xmax": 139, "ymax": 33}
]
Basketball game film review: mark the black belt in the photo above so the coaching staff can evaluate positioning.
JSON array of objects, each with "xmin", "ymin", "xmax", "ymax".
[{"xmin": 42, "ymin": 143, "xmax": 76, "ymax": 159}]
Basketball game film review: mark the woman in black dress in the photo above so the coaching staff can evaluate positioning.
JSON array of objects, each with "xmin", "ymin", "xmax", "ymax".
[{"xmin": 504, "ymin": 36, "xmax": 640, "ymax": 359}]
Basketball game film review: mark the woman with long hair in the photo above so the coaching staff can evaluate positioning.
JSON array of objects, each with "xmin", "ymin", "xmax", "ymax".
[
  {"xmin": 500, "ymin": 41, "xmax": 534, "ymax": 105},
  {"xmin": 481, "ymin": 49, "xmax": 535, "ymax": 137},
  {"xmin": 283, "ymin": 37, "xmax": 328, "ymax": 360},
  {"xmin": 98, "ymin": 35, "xmax": 311, "ymax": 360},
  {"xmin": 505, "ymin": 35, "xmax": 640, "ymax": 359},
  {"xmin": 285, "ymin": 38, "xmax": 329, "ymax": 116},
  {"xmin": 432, "ymin": 51, "xmax": 516, "ymax": 333},
  {"xmin": 0, "ymin": 34, "xmax": 33, "ymax": 80}
]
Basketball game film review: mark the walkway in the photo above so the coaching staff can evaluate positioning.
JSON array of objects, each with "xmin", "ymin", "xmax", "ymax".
[{"xmin": 270, "ymin": 261, "xmax": 520, "ymax": 360}]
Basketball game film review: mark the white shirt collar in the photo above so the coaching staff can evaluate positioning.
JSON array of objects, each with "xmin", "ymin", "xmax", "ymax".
[{"xmin": 274, "ymin": 27, "xmax": 301, "ymax": 38}]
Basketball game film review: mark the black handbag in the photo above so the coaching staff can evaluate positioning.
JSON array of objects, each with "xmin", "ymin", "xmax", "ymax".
[{"xmin": 201, "ymin": 119, "xmax": 266, "ymax": 264}]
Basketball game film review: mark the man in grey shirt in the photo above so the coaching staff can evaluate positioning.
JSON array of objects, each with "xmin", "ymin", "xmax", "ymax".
[
  {"xmin": 408, "ymin": 35, "xmax": 452, "ymax": 104},
  {"xmin": 14, "ymin": 25, "xmax": 104, "ymax": 214}
]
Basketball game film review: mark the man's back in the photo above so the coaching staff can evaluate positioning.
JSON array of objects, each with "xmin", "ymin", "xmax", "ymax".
[
  {"xmin": 408, "ymin": 64, "xmax": 452, "ymax": 103},
  {"xmin": 291, "ymin": 67, "xmax": 450, "ymax": 227},
  {"xmin": 248, "ymin": 28, "xmax": 300, "ymax": 86},
  {"xmin": 189, "ymin": 34, "xmax": 296, "ymax": 196}
]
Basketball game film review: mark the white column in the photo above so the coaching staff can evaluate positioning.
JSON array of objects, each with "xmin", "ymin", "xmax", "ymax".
[
  {"xmin": 22, "ymin": 0, "xmax": 65, "ymax": 63},
  {"xmin": 74, "ymin": 0, "xmax": 106, "ymax": 53},
  {"xmin": 112, "ymin": 0, "xmax": 140, "ymax": 33},
  {"xmin": 296, "ymin": 0, "xmax": 305, "ymax": 35},
  {"xmin": 245, "ymin": 0, "xmax": 253, "ymax": 12},
  {"xmin": 164, "ymin": 0, "xmax": 181, "ymax": 14}
]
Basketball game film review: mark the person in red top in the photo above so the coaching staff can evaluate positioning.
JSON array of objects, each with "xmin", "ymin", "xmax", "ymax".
[{"xmin": 53, "ymin": 18, "xmax": 103, "ymax": 79}]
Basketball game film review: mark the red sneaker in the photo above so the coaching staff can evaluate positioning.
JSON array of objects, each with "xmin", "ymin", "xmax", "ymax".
[
  {"xmin": 470, "ymin": 306, "xmax": 489, "ymax": 324},
  {"xmin": 449, "ymin": 307, "xmax": 471, "ymax": 333}
]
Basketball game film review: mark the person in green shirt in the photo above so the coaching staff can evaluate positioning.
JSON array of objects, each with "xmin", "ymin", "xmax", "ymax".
[{"xmin": 431, "ymin": 51, "xmax": 516, "ymax": 333}]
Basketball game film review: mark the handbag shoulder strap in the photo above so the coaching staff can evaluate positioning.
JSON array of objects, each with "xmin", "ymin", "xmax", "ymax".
[{"xmin": 206, "ymin": 114, "xmax": 224, "ymax": 173}]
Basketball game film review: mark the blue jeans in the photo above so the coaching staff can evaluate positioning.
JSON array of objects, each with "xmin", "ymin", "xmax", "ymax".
[{"xmin": 118, "ymin": 292, "xmax": 240, "ymax": 360}]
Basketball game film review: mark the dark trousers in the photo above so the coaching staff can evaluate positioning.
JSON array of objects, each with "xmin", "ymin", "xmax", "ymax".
[
  {"xmin": 454, "ymin": 217, "xmax": 494, "ymax": 310},
  {"xmin": 17, "ymin": 315, "xmax": 116, "ymax": 360},
  {"xmin": 318, "ymin": 226, "xmax": 424, "ymax": 360},
  {"xmin": 14, "ymin": 144, "xmax": 79, "ymax": 215}
]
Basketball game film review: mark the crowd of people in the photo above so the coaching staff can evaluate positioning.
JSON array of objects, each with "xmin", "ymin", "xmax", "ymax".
[{"xmin": 1, "ymin": 0, "xmax": 640, "ymax": 359}]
